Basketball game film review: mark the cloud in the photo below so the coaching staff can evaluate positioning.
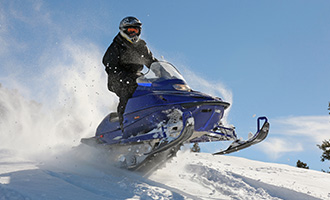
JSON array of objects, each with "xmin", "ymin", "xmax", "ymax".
[
  {"xmin": 259, "ymin": 138, "xmax": 304, "ymax": 159},
  {"xmin": 258, "ymin": 115, "xmax": 330, "ymax": 159},
  {"xmin": 272, "ymin": 115, "xmax": 330, "ymax": 143}
]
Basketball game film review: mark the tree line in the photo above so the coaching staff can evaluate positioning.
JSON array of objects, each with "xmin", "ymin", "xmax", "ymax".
[{"xmin": 296, "ymin": 102, "xmax": 330, "ymax": 173}]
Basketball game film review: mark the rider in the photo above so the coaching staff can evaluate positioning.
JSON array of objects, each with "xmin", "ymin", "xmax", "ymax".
[{"xmin": 102, "ymin": 16, "xmax": 157, "ymax": 131}]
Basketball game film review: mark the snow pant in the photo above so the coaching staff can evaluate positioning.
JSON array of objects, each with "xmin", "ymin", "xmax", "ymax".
[{"xmin": 107, "ymin": 75, "xmax": 138, "ymax": 129}]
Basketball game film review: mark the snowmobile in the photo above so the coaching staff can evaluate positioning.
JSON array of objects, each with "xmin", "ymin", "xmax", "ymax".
[{"xmin": 81, "ymin": 61, "xmax": 269, "ymax": 172}]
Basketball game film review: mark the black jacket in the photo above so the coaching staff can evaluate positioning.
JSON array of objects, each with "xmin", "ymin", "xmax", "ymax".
[{"xmin": 103, "ymin": 33, "xmax": 156, "ymax": 84}]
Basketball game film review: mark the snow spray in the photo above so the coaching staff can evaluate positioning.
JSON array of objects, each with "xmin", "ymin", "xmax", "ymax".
[
  {"xmin": 0, "ymin": 40, "xmax": 232, "ymax": 161},
  {"xmin": 0, "ymin": 41, "xmax": 116, "ymax": 160}
]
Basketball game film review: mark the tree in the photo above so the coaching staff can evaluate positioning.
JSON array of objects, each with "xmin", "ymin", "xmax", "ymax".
[
  {"xmin": 191, "ymin": 143, "xmax": 201, "ymax": 153},
  {"xmin": 296, "ymin": 160, "xmax": 309, "ymax": 169},
  {"xmin": 317, "ymin": 139, "xmax": 330, "ymax": 173},
  {"xmin": 321, "ymin": 103, "xmax": 330, "ymax": 160},
  {"xmin": 317, "ymin": 140, "xmax": 330, "ymax": 162},
  {"xmin": 316, "ymin": 103, "xmax": 330, "ymax": 172}
]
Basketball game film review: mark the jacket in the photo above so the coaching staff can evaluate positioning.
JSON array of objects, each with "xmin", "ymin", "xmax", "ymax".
[{"xmin": 103, "ymin": 33, "xmax": 156, "ymax": 84}]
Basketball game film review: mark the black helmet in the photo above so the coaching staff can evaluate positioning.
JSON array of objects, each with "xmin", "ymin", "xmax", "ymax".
[{"xmin": 119, "ymin": 16, "xmax": 142, "ymax": 43}]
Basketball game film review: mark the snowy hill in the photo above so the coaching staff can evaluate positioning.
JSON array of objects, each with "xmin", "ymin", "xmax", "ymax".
[
  {"xmin": 0, "ymin": 69, "xmax": 329, "ymax": 200},
  {"xmin": 0, "ymin": 146, "xmax": 329, "ymax": 200}
]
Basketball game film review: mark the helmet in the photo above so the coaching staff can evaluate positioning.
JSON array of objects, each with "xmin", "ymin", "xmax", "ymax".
[{"xmin": 119, "ymin": 16, "xmax": 142, "ymax": 43}]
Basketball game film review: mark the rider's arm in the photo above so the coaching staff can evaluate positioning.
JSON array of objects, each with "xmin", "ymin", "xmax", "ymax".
[{"xmin": 103, "ymin": 42, "xmax": 121, "ymax": 76}]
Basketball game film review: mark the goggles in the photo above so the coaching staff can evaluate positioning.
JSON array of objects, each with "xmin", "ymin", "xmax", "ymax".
[{"xmin": 126, "ymin": 27, "xmax": 140, "ymax": 35}]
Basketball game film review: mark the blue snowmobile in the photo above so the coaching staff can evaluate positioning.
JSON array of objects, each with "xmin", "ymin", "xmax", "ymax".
[{"xmin": 81, "ymin": 61, "xmax": 269, "ymax": 172}]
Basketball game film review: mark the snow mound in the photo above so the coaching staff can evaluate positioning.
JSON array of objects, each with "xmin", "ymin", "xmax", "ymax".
[{"xmin": 0, "ymin": 147, "xmax": 329, "ymax": 200}]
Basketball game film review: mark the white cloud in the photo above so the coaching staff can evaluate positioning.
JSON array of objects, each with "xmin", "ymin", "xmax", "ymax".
[
  {"xmin": 258, "ymin": 115, "xmax": 330, "ymax": 159},
  {"xmin": 272, "ymin": 115, "xmax": 330, "ymax": 143},
  {"xmin": 259, "ymin": 138, "xmax": 303, "ymax": 159}
]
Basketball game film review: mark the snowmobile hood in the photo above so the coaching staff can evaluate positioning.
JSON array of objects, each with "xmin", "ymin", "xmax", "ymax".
[{"xmin": 125, "ymin": 61, "xmax": 230, "ymax": 114}]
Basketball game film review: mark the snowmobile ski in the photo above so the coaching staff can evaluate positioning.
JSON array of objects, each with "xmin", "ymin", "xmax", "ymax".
[{"xmin": 213, "ymin": 117, "xmax": 269, "ymax": 155}]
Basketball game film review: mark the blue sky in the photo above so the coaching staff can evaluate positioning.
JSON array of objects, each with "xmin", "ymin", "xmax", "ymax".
[{"xmin": 1, "ymin": 0, "xmax": 330, "ymax": 171}]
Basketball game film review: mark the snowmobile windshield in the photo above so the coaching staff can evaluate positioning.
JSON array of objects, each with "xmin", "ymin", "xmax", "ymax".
[{"xmin": 137, "ymin": 61, "xmax": 186, "ymax": 84}]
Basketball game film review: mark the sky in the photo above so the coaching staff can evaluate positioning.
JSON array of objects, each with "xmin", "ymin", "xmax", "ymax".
[{"xmin": 0, "ymin": 0, "xmax": 330, "ymax": 171}]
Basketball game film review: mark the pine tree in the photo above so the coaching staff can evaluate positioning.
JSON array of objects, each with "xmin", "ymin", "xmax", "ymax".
[
  {"xmin": 191, "ymin": 143, "xmax": 201, "ymax": 153},
  {"xmin": 317, "ymin": 140, "xmax": 330, "ymax": 162},
  {"xmin": 296, "ymin": 160, "xmax": 309, "ymax": 169},
  {"xmin": 317, "ymin": 140, "xmax": 330, "ymax": 173},
  {"xmin": 316, "ymin": 103, "xmax": 330, "ymax": 172}
]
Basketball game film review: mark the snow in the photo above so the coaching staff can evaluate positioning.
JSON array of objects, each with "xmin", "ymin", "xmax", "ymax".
[{"xmin": 0, "ymin": 147, "xmax": 329, "ymax": 200}]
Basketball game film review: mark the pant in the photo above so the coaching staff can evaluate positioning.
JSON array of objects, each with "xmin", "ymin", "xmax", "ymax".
[{"xmin": 108, "ymin": 75, "xmax": 138, "ymax": 127}]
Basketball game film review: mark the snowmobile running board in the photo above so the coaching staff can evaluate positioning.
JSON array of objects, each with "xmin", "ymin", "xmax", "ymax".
[{"xmin": 213, "ymin": 117, "xmax": 269, "ymax": 155}]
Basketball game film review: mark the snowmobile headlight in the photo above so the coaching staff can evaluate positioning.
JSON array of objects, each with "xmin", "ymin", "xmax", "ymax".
[{"xmin": 173, "ymin": 84, "xmax": 191, "ymax": 91}]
